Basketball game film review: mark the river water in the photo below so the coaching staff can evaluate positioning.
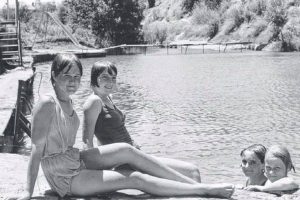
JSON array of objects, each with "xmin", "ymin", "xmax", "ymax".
[{"xmin": 32, "ymin": 50, "xmax": 300, "ymax": 185}]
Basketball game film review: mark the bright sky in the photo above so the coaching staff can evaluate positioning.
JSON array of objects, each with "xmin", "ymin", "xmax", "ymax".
[{"xmin": 0, "ymin": 0, "xmax": 63, "ymax": 8}]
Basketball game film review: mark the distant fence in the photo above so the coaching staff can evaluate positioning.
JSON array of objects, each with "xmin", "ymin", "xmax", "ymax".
[{"xmin": 104, "ymin": 42, "xmax": 253, "ymax": 55}]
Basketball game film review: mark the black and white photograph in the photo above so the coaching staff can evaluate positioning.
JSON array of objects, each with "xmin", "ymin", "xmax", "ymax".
[{"xmin": 0, "ymin": 0, "xmax": 300, "ymax": 199}]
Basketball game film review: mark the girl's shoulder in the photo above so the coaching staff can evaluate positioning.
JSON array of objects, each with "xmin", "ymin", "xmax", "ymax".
[
  {"xmin": 33, "ymin": 94, "xmax": 56, "ymax": 114},
  {"xmin": 83, "ymin": 94, "xmax": 103, "ymax": 111}
]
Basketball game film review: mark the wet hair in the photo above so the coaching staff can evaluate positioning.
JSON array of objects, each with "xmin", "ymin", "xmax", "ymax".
[
  {"xmin": 240, "ymin": 144, "xmax": 267, "ymax": 164},
  {"xmin": 90, "ymin": 61, "xmax": 117, "ymax": 87},
  {"xmin": 266, "ymin": 145, "xmax": 295, "ymax": 172},
  {"xmin": 50, "ymin": 53, "xmax": 83, "ymax": 85}
]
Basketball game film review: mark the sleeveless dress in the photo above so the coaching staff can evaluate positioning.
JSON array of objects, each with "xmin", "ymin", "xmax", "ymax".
[
  {"xmin": 40, "ymin": 96, "xmax": 85, "ymax": 197},
  {"xmin": 94, "ymin": 98, "xmax": 134, "ymax": 145}
]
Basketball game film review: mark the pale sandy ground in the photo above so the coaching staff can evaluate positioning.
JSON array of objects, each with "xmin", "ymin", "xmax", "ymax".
[{"xmin": 1, "ymin": 153, "xmax": 299, "ymax": 200}]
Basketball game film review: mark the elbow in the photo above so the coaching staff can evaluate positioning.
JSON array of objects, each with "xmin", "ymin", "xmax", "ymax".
[
  {"xmin": 285, "ymin": 178, "xmax": 299, "ymax": 190},
  {"xmin": 290, "ymin": 181, "xmax": 299, "ymax": 190}
]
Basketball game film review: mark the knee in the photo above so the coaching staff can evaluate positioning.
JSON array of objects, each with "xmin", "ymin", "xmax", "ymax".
[
  {"xmin": 130, "ymin": 171, "xmax": 149, "ymax": 189},
  {"xmin": 117, "ymin": 143, "xmax": 136, "ymax": 157},
  {"xmin": 190, "ymin": 165, "xmax": 201, "ymax": 182}
]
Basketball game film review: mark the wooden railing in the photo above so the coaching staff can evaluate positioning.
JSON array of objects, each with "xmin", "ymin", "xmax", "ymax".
[{"xmin": 0, "ymin": 73, "xmax": 35, "ymax": 153}]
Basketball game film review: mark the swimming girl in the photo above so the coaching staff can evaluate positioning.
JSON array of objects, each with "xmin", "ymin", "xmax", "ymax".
[
  {"xmin": 244, "ymin": 145, "xmax": 299, "ymax": 193},
  {"xmin": 17, "ymin": 54, "xmax": 234, "ymax": 199},
  {"xmin": 83, "ymin": 61, "xmax": 202, "ymax": 182},
  {"xmin": 240, "ymin": 144, "xmax": 267, "ymax": 187}
]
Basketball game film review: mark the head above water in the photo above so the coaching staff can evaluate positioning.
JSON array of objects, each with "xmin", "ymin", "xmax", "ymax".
[
  {"xmin": 50, "ymin": 53, "xmax": 83, "ymax": 85},
  {"xmin": 90, "ymin": 61, "xmax": 118, "ymax": 87},
  {"xmin": 265, "ymin": 145, "xmax": 295, "ymax": 173},
  {"xmin": 240, "ymin": 144, "xmax": 267, "ymax": 164}
]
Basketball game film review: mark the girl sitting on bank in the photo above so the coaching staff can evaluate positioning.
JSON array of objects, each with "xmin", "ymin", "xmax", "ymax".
[{"xmin": 83, "ymin": 61, "xmax": 202, "ymax": 182}]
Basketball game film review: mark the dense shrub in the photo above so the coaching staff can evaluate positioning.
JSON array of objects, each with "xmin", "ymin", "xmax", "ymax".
[
  {"xmin": 192, "ymin": 2, "xmax": 219, "ymax": 25},
  {"xmin": 148, "ymin": 0, "xmax": 155, "ymax": 8},
  {"xmin": 19, "ymin": 4, "xmax": 32, "ymax": 24},
  {"xmin": 143, "ymin": 20, "xmax": 169, "ymax": 43},
  {"xmin": 265, "ymin": 0, "xmax": 288, "ymax": 27},
  {"xmin": 57, "ymin": 4, "xmax": 68, "ymax": 24}
]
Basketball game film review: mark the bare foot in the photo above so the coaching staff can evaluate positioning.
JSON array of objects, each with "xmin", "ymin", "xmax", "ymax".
[{"xmin": 200, "ymin": 183, "xmax": 235, "ymax": 198}]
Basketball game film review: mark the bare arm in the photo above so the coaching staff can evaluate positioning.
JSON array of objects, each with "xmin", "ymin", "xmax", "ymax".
[
  {"xmin": 20, "ymin": 97, "xmax": 55, "ymax": 199},
  {"xmin": 82, "ymin": 95, "xmax": 102, "ymax": 148},
  {"xmin": 244, "ymin": 177, "xmax": 299, "ymax": 193},
  {"xmin": 262, "ymin": 178, "xmax": 298, "ymax": 192}
]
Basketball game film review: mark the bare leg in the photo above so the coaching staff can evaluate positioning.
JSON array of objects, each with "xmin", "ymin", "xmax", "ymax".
[
  {"xmin": 80, "ymin": 143, "xmax": 198, "ymax": 184},
  {"xmin": 70, "ymin": 169, "xmax": 234, "ymax": 198},
  {"xmin": 154, "ymin": 156, "xmax": 201, "ymax": 182}
]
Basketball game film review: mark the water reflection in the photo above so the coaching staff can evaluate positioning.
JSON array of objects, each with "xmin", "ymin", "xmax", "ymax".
[{"xmin": 29, "ymin": 51, "xmax": 300, "ymax": 184}]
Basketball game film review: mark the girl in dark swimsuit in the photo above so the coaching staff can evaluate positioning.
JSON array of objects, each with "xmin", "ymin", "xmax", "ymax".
[{"xmin": 83, "ymin": 61, "xmax": 206, "ymax": 183}]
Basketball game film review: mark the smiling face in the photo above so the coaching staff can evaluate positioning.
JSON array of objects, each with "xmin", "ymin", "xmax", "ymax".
[
  {"xmin": 241, "ymin": 150, "xmax": 265, "ymax": 178},
  {"xmin": 97, "ymin": 68, "xmax": 117, "ymax": 95},
  {"xmin": 265, "ymin": 154, "xmax": 287, "ymax": 182},
  {"xmin": 54, "ymin": 64, "xmax": 81, "ymax": 95}
]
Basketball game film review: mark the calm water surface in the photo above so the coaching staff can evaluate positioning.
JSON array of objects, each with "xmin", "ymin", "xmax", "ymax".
[{"xmin": 33, "ymin": 50, "xmax": 300, "ymax": 185}]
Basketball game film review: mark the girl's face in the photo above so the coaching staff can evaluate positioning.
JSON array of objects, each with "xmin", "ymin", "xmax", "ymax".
[
  {"xmin": 97, "ymin": 69, "xmax": 117, "ymax": 94},
  {"xmin": 265, "ymin": 155, "xmax": 287, "ymax": 182},
  {"xmin": 54, "ymin": 64, "xmax": 81, "ymax": 95},
  {"xmin": 241, "ymin": 150, "xmax": 265, "ymax": 178}
]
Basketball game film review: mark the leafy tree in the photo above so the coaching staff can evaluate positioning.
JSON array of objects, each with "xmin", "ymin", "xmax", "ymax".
[
  {"xmin": 19, "ymin": 4, "xmax": 32, "ymax": 23},
  {"xmin": 92, "ymin": 0, "xmax": 143, "ymax": 47},
  {"xmin": 65, "ymin": 0, "xmax": 96, "ymax": 29},
  {"xmin": 57, "ymin": 4, "xmax": 68, "ymax": 24},
  {"xmin": 148, "ymin": 0, "xmax": 155, "ymax": 8},
  {"xmin": 183, "ymin": 0, "xmax": 222, "ymax": 12},
  {"xmin": 64, "ymin": 0, "xmax": 143, "ymax": 47}
]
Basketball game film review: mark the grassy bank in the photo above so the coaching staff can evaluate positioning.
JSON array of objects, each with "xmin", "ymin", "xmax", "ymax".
[{"xmin": 142, "ymin": 0, "xmax": 300, "ymax": 51}]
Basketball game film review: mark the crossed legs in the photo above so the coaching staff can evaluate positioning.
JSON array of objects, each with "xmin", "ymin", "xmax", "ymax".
[{"xmin": 71, "ymin": 143, "xmax": 234, "ymax": 198}]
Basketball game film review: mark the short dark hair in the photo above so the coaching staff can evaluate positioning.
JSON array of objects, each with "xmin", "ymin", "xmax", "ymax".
[
  {"xmin": 240, "ymin": 144, "xmax": 267, "ymax": 163},
  {"xmin": 50, "ymin": 53, "xmax": 83, "ymax": 85},
  {"xmin": 90, "ymin": 61, "xmax": 117, "ymax": 87}
]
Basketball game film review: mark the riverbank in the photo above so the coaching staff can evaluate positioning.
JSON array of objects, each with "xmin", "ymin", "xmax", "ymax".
[{"xmin": 1, "ymin": 153, "xmax": 299, "ymax": 200}]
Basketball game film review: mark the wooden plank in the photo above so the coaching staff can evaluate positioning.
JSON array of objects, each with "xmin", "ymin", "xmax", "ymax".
[
  {"xmin": 0, "ymin": 38, "xmax": 18, "ymax": 41},
  {"xmin": 2, "ymin": 56, "xmax": 20, "ymax": 61},
  {"xmin": 0, "ymin": 21, "xmax": 16, "ymax": 25},
  {"xmin": 2, "ymin": 51, "xmax": 19, "ymax": 55},
  {"xmin": 0, "ymin": 44, "xmax": 18, "ymax": 48},
  {"xmin": 0, "ymin": 32, "xmax": 17, "ymax": 36}
]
